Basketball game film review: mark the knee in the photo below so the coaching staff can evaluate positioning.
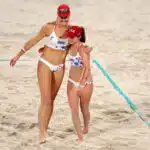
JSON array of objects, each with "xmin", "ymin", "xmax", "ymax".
[
  {"xmin": 81, "ymin": 108, "xmax": 88, "ymax": 115},
  {"xmin": 70, "ymin": 106, "xmax": 79, "ymax": 115},
  {"xmin": 80, "ymin": 104, "xmax": 89, "ymax": 113},
  {"xmin": 84, "ymin": 111, "xmax": 90, "ymax": 116},
  {"xmin": 41, "ymin": 96, "xmax": 54, "ymax": 105}
]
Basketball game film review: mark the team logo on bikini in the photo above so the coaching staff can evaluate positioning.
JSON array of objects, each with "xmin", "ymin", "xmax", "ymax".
[{"xmin": 57, "ymin": 40, "xmax": 65, "ymax": 44}]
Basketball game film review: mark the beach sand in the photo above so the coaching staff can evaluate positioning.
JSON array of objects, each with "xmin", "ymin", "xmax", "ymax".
[{"xmin": 0, "ymin": 0, "xmax": 150, "ymax": 149}]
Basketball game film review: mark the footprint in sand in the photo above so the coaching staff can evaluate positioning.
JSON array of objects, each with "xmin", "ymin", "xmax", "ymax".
[
  {"xmin": 65, "ymin": 128, "xmax": 74, "ymax": 133},
  {"xmin": 1, "ymin": 116, "xmax": 13, "ymax": 126},
  {"xmin": 47, "ymin": 131, "xmax": 54, "ymax": 136},
  {"xmin": 55, "ymin": 128, "xmax": 74, "ymax": 139},
  {"xmin": 8, "ymin": 131, "xmax": 17, "ymax": 136},
  {"xmin": 29, "ymin": 123, "xmax": 38, "ymax": 129},
  {"xmin": 16, "ymin": 123, "xmax": 26, "ymax": 130},
  {"xmin": 16, "ymin": 122, "xmax": 38, "ymax": 131},
  {"xmin": 56, "ymin": 134, "xmax": 66, "ymax": 139},
  {"xmin": 102, "ymin": 109, "xmax": 131, "ymax": 120}
]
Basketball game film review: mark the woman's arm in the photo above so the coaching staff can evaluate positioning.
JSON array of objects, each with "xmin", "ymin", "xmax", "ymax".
[
  {"xmin": 10, "ymin": 24, "xmax": 49, "ymax": 67},
  {"xmin": 79, "ymin": 47, "xmax": 90, "ymax": 86},
  {"xmin": 16, "ymin": 24, "xmax": 49, "ymax": 58}
]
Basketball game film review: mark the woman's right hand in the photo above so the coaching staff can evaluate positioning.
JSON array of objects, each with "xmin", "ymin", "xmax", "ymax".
[
  {"xmin": 38, "ymin": 47, "xmax": 44, "ymax": 54},
  {"xmin": 84, "ymin": 46, "xmax": 93, "ymax": 54},
  {"xmin": 10, "ymin": 55, "xmax": 20, "ymax": 67}
]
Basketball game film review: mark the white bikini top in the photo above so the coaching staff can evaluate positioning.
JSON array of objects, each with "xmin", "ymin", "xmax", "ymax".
[
  {"xmin": 45, "ymin": 26, "xmax": 68, "ymax": 51},
  {"xmin": 67, "ymin": 54, "xmax": 83, "ymax": 67}
]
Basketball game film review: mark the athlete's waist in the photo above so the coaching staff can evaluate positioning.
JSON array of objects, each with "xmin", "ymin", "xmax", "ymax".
[
  {"xmin": 44, "ymin": 45, "xmax": 68, "ymax": 52},
  {"xmin": 40, "ymin": 54, "xmax": 66, "ymax": 65},
  {"xmin": 69, "ymin": 67, "xmax": 83, "ymax": 75},
  {"xmin": 42, "ymin": 46, "xmax": 67, "ymax": 56}
]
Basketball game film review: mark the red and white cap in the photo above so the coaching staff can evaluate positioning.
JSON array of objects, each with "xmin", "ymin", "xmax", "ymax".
[
  {"xmin": 57, "ymin": 4, "xmax": 71, "ymax": 17},
  {"xmin": 65, "ymin": 26, "xmax": 82, "ymax": 38}
]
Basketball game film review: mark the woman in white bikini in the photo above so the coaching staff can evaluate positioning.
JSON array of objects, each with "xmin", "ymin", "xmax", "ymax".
[
  {"xmin": 65, "ymin": 26, "xmax": 93, "ymax": 141},
  {"xmin": 10, "ymin": 4, "xmax": 71, "ymax": 143}
]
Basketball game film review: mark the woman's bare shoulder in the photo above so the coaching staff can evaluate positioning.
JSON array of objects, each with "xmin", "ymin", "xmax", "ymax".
[
  {"xmin": 47, "ymin": 21, "xmax": 56, "ymax": 26},
  {"xmin": 44, "ymin": 21, "xmax": 56, "ymax": 29},
  {"xmin": 81, "ymin": 43, "xmax": 93, "ymax": 54},
  {"xmin": 41, "ymin": 21, "xmax": 56, "ymax": 35}
]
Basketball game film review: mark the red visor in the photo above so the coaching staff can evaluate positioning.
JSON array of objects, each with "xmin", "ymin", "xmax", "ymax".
[
  {"xmin": 57, "ymin": 4, "xmax": 70, "ymax": 17},
  {"xmin": 65, "ymin": 26, "xmax": 82, "ymax": 39}
]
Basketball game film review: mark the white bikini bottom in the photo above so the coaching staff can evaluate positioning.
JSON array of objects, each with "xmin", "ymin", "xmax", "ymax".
[
  {"xmin": 68, "ymin": 78, "xmax": 93, "ymax": 88},
  {"xmin": 39, "ymin": 57, "xmax": 64, "ymax": 72}
]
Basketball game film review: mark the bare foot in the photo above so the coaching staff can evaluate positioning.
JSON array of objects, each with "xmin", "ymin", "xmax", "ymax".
[
  {"xmin": 39, "ymin": 136, "xmax": 46, "ymax": 144},
  {"xmin": 39, "ymin": 132, "xmax": 47, "ymax": 144},
  {"xmin": 75, "ymin": 137, "xmax": 84, "ymax": 142},
  {"xmin": 82, "ymin": 127, "xmax": 88, "ymax": 134}
]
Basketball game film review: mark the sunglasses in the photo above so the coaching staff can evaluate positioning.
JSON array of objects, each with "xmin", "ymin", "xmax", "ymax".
[{"xmin": 60, "ymin": 16, "xmax": 68, "ymax": 19}]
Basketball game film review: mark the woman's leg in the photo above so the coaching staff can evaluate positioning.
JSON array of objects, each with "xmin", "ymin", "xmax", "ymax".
[
  {"xmin": 37, "ymin": 61, "xmax": 53, "ymax": 143},
  {"xmin": 67, "ymin": 83, "xmax": 83, "ymax": 141},
  {"xmin": 80, "ymin": 84, "xmax": 93, "ymax": 134},
  {"xmin": 45, "ymin": 68, "xmax": 65, "ymax": 130}
]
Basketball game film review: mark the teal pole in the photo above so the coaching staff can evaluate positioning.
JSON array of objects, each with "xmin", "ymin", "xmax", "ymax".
[{"xmin": 93, "ymin": 59, "xmax": 150, "ymax": 128}]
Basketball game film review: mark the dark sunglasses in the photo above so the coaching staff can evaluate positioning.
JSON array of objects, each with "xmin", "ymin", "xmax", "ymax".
[
  {"xmin": 60, "ymin": 16, "xmax": 68, "ymax": 19},
  {"xmin": 58, "ymin": 8, "xmax": 70, "ymax": 13}
]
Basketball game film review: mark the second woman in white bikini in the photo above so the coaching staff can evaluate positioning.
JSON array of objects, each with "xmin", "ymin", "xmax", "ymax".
[{"xmin": 65, "ymin": 26, "xmax": 93, "ymax": 141}]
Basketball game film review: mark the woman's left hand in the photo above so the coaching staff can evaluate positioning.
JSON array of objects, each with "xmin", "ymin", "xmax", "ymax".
[{"xmin": 79, "ymin": 82, "xmax": 86, "ymax": 88}]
